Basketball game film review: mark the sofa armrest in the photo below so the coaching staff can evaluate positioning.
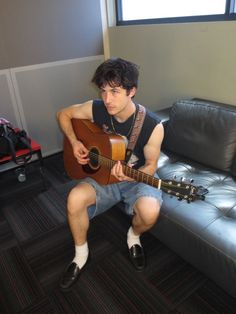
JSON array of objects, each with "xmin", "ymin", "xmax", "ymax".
[{"xmin": 155, "ymin": 107, "xmax": 171, "ymax": 124}]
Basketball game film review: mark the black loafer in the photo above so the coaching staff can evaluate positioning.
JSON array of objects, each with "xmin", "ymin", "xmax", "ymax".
[
  {"xmin": 128, "ymin": 244, "xmax": 145, "ymax": 271},
  {"xmin": 60, "ymin": 257, "xmax": 89, "ymax": 291}
]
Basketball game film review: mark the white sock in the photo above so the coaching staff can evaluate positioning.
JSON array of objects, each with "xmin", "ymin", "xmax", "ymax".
[
  {"xmin": 72, "ymin": 242, "xmax": 89, "ymax": 269},
  {"xmin": 127, "ymin": 226, "xmax": 141, "ymax": 249}
]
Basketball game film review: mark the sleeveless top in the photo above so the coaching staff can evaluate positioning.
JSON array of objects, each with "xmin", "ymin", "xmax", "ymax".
[{"xmin": 92, "ymin": 99, "xmax": 161, "ymax": 169}]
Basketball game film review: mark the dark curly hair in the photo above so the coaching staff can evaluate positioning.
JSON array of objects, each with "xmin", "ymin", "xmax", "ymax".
[{"xmin": 91, "ymin": 58, "xmax": 139, "ymax": 93}]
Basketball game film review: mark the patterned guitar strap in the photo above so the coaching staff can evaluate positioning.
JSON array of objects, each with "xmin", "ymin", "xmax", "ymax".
[{"xmin": 125, "ymin": 104, "xmax": 146, "ymax": 163}]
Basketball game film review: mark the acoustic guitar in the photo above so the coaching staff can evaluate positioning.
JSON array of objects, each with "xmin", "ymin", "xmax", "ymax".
[{"xmin": 63, "ymin": 119, "xmax": 207, "ymax": 202}]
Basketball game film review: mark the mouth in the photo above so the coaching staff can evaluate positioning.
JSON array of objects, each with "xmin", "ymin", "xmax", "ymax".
[{"xmin": 106, "ymin": 106, "xmax": 115, "ymax": 112}]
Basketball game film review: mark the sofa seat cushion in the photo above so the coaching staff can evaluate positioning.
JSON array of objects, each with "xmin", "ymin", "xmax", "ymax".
[
  {"xmin": 232, "ymin": 156, "xmax": 236, "ymax": 177},
  {"xmin": 163, "ymin": 99, "xmax": 236, "ymax": 173},
  {"xmin": 158, "ymin": 151, "xmax": 236, "ymax": 216},
  {"xmin": 157, "ymin": 151, "xmax": 236, "ymax": 253}
]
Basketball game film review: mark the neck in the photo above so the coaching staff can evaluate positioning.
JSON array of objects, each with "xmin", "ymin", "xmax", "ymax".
[{"xmin": 114, "ymin": 101, "xmax": 136, "ymax": 122}]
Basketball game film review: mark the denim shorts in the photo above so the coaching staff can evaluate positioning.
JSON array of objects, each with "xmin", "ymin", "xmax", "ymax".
[{"xmin": 78, "ymin": 176, "xmax": 163, "ymax": 219}]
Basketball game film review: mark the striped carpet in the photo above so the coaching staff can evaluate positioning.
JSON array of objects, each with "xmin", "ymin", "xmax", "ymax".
[{"xmin": 0, "ymin": 153, "xmax": 236, "ymax": 313}]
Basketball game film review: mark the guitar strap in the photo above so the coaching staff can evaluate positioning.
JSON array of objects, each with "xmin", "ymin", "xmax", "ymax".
[{"xmin": 125, "ymin": 104, "xmax": 146, "ymax": 163}]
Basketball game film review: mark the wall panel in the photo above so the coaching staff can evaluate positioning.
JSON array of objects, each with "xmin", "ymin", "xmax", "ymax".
[
  {"xmin": 0, "ymin": 0, "xmax": 105, "ymax": 158},
  {"xmin": 10, "ymin": 56, "xmax": 104, "ymax": 156},
  {"xmin": 0, "ymin": 0, "xmax": 103, "ymax": 69},
  {"xmin": 0, "ymin": 70, "xmax": 21, "ymax": 127}
]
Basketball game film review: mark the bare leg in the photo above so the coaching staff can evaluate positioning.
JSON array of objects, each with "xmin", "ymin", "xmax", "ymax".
[
  {"xmin": 67, "ymin": 182, "xmax": 96, "ymax": 245},
  {"xmin": 127, "ymin": 197, "xmax": 161, "ymax": 271},
  {"xmin": 60, "ymin": 182, "xmax": 97, "ymax": 290},
  {"xmin": 67, "ymin": 183, "xmax": 96, "ymax": 268},
  {"xmin": 132, "ymin": 196, "xmax": 160, "ymax": 236}
]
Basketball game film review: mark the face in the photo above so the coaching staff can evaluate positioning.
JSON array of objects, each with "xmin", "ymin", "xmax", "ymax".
[{"xmin": 100, "ymin": 84, "xmax": 136, "ymax": 116}]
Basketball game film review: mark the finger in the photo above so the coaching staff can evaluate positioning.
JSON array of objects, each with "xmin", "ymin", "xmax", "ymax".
[
  {"xmin": 127, "ymin": 163, "xmax": 134, "ymax": 168},
  {"xmin": 116, "ymin": 160, "xmax": 124, "ymax": 174},
  {"xmin": 114, "ymin": 162, "xmax": 121, "ymax": 174},
  {"xmin": 77, "ymin": 158, "xmax": 89, "ymax": 165},
  {"xmin": 76, "ymin": 152, "xmax": 89, "ymax": 163},
  {"xmin": 112, "ymin": 165, "xmax": 121, "ymax": 179}
]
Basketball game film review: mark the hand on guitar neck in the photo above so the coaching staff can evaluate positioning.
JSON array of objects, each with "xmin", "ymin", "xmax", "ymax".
[{"xmin": 111, "ymin": 160, "xmax": 135, "ymax": 182}]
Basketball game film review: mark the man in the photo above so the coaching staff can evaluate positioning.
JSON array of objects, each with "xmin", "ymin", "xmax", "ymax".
[{"xmin": 57, "ymin": 58, "xmax": 164, "ymax": 291}]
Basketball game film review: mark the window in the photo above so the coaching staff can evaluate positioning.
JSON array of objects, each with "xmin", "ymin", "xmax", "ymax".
[{"xmin": 116, "ymin": 0, "xmax": 236, "ymax": 25}]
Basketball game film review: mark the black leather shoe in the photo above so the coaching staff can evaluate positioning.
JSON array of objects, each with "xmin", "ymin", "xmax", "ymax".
[
  {"xmin": 128, "ymin": 244, "xmax": 145, "ymax": 271},
  {"xmin": 60, "ymin": 257, "xmax": 89, "ymax": 291}
]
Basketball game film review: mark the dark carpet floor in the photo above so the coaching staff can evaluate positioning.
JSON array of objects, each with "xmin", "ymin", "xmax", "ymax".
[{"xmin": 0, "ymin": 153, "xmax": 236, "ymax": 313}]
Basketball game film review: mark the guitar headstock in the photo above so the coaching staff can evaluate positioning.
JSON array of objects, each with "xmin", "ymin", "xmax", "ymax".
[{"xmin": 161, "ymin": 178, "xmax": 208, "ymax": 202}]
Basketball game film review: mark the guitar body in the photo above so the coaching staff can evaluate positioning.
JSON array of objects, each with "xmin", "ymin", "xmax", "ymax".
[{"xmin": 63, "ymin": 119, "xmax": 126, "ymax": 184}]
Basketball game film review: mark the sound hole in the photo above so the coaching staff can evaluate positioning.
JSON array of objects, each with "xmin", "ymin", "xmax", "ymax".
[{"xmin": 89, "ymin": 147, "xmax": 100, "ymax": 170}]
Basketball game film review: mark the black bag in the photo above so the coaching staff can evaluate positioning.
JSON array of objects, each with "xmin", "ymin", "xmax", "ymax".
[{"xmin": 0, "ymin": 118, "xmax": 32, "ymax": 165}]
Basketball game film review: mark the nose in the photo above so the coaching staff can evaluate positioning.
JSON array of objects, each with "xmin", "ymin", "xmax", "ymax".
[{"xmin": 103, "ymin": 91, "xmax": 111, "ymax": 103}]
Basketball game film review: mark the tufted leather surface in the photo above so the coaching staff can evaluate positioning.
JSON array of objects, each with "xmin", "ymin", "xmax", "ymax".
[
  {"xmin": 163, "ymin": 99, "xmax": 236, "ymax": 173},
  {"xmin": 158, "ymin": 150, "xmax": 236, "ymax": 250},
  {"xmin": 232, "ymin": 156, "xmax": 236, "ymax": 177},
  {"xmin": 151, "ymin": 100, "xmax": 236, "ymax": 299}
]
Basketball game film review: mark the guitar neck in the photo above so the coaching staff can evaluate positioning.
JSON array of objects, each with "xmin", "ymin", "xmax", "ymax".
[
  {"xmin": 87, "ymin": 150, "xmax": 205, "ymax": 202},
  {"xmin": 122, "ymin": 164, "xmax": 161, "ymax": 188}
]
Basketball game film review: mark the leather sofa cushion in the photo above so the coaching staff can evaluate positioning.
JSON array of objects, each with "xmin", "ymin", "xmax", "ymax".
[
  {"xmin": 164, "ymin": 99, "xmax": 236, "ymax": 173},
  {"xmin": 232, "ymin": 157, "xmax": 236, "ymax": 177}
]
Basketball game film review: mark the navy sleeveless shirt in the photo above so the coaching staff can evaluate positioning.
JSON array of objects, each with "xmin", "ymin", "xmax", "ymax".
[{"xmin": 92, "ymin": 99, "xmax": 161, "ymax": 169}]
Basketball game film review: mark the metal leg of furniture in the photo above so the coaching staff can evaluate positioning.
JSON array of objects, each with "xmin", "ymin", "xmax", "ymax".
[{"xmin": 36, "ymin": 149, "xmax": 47, "ymax": 190}]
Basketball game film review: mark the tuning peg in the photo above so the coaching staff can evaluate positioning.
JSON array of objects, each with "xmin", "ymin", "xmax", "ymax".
[
  {"xmin": 178, "ymin": 197, "xmax": 183, "ymax": 201},
  {"xmin": 180, "ymin": 177, "xmax": 186, "ymax": 182},
  {"xmin": 190, "ymin": 178, "xmax": 194, "ymax": 183},
  {"xmin": 173, "ymin": 175, "xmax": 177, "ymax": 179}
]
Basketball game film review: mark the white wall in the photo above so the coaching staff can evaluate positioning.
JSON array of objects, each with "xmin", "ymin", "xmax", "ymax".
[{"xmin": 109, "ymin": 21, "xmax": 236, "ymax": 111}]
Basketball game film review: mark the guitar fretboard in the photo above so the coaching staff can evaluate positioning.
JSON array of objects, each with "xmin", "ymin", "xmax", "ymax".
[{"xmin": 89, "ymin": 151, "xmax": 161, "ymax": 188}]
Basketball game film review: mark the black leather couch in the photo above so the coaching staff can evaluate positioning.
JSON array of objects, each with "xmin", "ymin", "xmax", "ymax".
[{"xmin": 152, "ymin": 99, "xmax": 236, "ymax": 299}]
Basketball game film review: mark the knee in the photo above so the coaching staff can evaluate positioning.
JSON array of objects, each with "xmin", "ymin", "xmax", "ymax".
[
  {"xmin": 67, "ymin": 187, "xmax": 83, "ymax": 216},
  {"xmin": 135, "ymin": 198, "xmax": 161, "ymax": 226},
  {"xmin": 67, "ymin": 184, "xmax": 95, "ymax": 216}
]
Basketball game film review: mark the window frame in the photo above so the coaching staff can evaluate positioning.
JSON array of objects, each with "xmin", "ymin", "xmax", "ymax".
[{"xmin": 115, "ymin": 0, "xmax": 236, "ymax": 26}]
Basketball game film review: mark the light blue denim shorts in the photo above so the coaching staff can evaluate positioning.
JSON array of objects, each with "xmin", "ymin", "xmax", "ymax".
[{"xmin": 78, "ymin": 176, "xmax": 163, "ymax": 219}]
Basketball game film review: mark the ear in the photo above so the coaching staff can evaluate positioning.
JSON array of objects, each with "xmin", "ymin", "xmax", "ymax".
[{"xmin": 129, "ymin": 87, "xmax": 137, "ymax": 98}]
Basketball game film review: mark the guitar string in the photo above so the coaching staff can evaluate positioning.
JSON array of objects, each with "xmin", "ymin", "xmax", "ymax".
[{"xmin": 88, "ymin": 151, "xmax": 192, "ymax": 191}]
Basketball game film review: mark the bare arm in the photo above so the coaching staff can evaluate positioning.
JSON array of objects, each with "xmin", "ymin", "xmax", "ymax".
[
  {"xmin": 57, "ymin": 101, "xmax": 93, "ymax": 145},
  {"xmin": 112, "ymin": 123, "xmax": 164, "ymax": 181},
  {"xmin": 57, "ymin": 101, "xmax": 93, "ymax": 164},
  {"xmin": 138, "ymin": 123, "xmax": 164, "ymax": 176}
]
